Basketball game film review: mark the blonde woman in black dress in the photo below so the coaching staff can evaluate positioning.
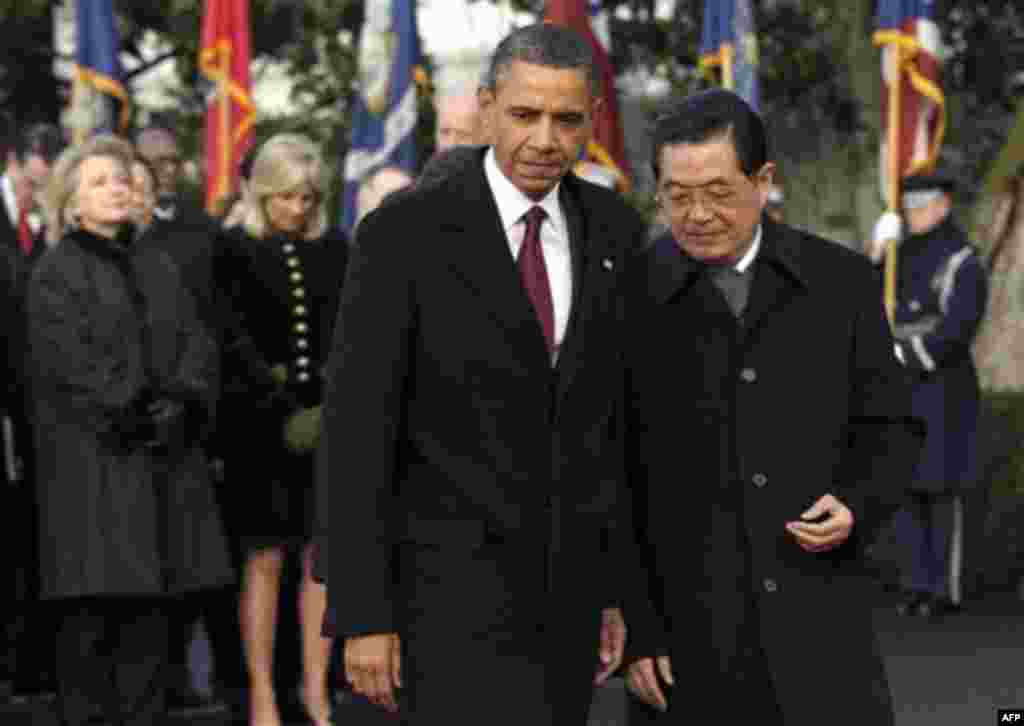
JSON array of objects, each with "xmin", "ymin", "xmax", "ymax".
[{"xmin": 215, "ymin": 133, "xmax": 347, "ymax": 726}]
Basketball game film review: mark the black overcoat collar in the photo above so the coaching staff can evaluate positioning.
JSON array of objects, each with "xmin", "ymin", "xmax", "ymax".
[{"xmin": 647, "ymin": 216, "xmax": 811, "ymax": 337}]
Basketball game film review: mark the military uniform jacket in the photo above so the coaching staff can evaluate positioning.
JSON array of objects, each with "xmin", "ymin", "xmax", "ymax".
[{"xmin": 893, "ymin": 217, "xmax": 987, "ymax": 493}]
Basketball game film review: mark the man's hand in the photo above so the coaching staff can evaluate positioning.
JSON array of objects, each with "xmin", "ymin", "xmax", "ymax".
[
  {"xmin": 595, "ymin": 607, "xmax": 626, "ymax": 685},
  {"xmin": 785, "ymin": 493, "xmax": 854, "ymax": 553},
  {"xmin": 626, "ymin": 656, "xmax": 673, "ymax": 712},
  {"xmin": 344, "ymin": 633, "xmax": 402, "ymax": 712}
]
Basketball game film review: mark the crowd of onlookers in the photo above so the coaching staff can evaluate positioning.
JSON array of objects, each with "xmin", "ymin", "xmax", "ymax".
[{"xmin": 0, "ymin": 115, "xmax": 362, "ymax": 725}]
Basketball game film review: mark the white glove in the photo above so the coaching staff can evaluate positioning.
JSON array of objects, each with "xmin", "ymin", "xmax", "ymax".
[{"xmin": 867, "ymin": 211, "xmax": 904, "ymax": 264}]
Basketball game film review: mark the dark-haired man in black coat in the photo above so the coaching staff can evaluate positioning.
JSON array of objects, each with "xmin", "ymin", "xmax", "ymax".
[
  {"xmin": 0, "ymin": 118, "xmax": 64, "ymax": 706},
  {"xmin": 623, "ymin": 89, "xmax": 925, "ymax": 726},
  {"xmin": 319, "ymin": 23, "xmax": 643, "ymax": 726}
]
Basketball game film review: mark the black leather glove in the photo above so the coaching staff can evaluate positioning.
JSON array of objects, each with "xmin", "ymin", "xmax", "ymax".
[
  {"xmin": 146, "ymin": 397, "xmax": 189, "ymax": 454},
  {"xmin": 101, "ymin": 392, "xmax": 157, "ymax": 453}
]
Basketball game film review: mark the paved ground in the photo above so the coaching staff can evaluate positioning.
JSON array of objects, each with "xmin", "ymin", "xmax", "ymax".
[{"xmin": 4, "ymin": 586, "xmax": 1023, "ymax": 724}]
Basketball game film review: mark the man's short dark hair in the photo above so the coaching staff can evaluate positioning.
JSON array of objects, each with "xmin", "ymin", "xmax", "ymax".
[
  {"xmin": 238, "ymin": 146, "xmax": 255, "ymax": 182},
  {"xmin": 0, "ymin": 111, "xmax": 15, "ymax": 158},
  {"xmin": 13, "ymin": 122, "xmax": 65, "ymax": 165},
  {"xmin": 482, "ymin": 23, "xmax": 598, "ymax": 97},
  {"xmin": 134, "ymin": 123, "xmax": 179, "ymax": 146},
  {"xmin": 417, "ymin": 146, "xmax": 480, "ymax": 190},
  {"xmin": 132, "ymin": 152, "xmax": 158, "ymax": 188},
  {"xmin": 650, "ymin": 89, "xmax": 768, "ymax": 180}
]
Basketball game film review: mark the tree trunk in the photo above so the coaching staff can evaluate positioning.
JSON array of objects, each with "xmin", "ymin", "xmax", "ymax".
[
  {"xmin": 774, "ymin": 0, "xmax": 882, "ymax": 250},
  {"xmin": 972, "ymin": 176, "xmax": 1024, "ymax": 391}
]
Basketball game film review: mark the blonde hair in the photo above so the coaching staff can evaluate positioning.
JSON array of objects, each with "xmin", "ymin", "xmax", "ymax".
[
  {"xmin": 44, "ymin": 134, "xmax": 135, "ymax": 243},
  {"xmin": 242, "ymin": 133, "xmax": 328, "ymax": 241}
]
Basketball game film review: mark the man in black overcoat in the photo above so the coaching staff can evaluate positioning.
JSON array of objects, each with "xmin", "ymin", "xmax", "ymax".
[
  {"xmin": 135, "ymin": 124, "xmax": 241, "ymax": 715},
  {"xmin": 623, "ymin": 90, "xmax": 925, "ymax": 726},
  {"xmin": 0, "ymin": 118, "xmax": 63, "ymax": 704},
  {"xmin": 318, "ymin": 23, "xmax": 643, "ymax": 725},
  {"xmin": 0, "ymin": 120, "xmax": 62, "ymax": 264}
]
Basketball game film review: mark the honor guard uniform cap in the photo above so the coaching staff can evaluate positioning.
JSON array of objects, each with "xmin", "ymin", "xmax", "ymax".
[{"xmin": 902, "ymin": 170, "xmax": 956, "ymax": 209}]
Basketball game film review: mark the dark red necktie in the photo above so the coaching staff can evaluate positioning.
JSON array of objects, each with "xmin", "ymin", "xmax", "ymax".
[
  {"xmin": 517, "ymin": 206, "xmax": 555, "ymax": 353},
  {"xmin": 17, "ymin": 207, "xmax": 32, "ymax": 256}
]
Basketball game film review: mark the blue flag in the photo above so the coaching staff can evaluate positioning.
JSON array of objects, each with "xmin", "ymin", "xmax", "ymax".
[
  {"xmin": 341, "ymin": 0, "xmax": 421, "ymax": 235},
  {"xmin": 699, "ymin": 0, "xmax": 760, "ymax": 111},
  {"xmin": 74, "ymin": 0, "xmax": 128, "ymax": 135}
]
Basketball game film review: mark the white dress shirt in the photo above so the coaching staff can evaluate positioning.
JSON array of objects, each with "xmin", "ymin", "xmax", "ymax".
[{"xmin": 483, "ymin": 148, "xmax": 572, "ymax": 356}]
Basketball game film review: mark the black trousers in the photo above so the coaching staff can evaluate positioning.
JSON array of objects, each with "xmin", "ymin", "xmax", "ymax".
[
  {"xmin": 54, "ymin": 596, "xmax": 169, "ymax": 726},
  {"xmin": 166, "ymin": 583, "xmax": 245, "ymax": 693}
]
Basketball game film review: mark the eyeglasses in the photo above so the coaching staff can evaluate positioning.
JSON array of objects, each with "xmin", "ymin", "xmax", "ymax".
[{"xmin": 655, "ymin": 185, "xmax": 747, "ymax": 217}]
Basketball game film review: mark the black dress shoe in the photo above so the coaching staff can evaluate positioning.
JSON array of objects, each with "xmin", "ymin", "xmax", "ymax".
[
  {"xmin": 165, "ymin": 685, "xmax": 229, "ymax": 717},
  {"xmin": 914, "ymin": 596, "xmax": 937, "ymax": 618},
  {"xmin": 917, "ymin": 596, "xmax": 960, "ymax": 619},
  {"xmin": 894, "ymin": 592, "xmax": 926, "ymax": 616},
  {"xmin": 7, "ymin": 684, "xmax": 57, "ymax": 706}
]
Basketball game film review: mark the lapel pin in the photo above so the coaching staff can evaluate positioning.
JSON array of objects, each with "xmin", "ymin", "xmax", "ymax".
[{"xmin": 602, "ymin": 258, "xmax": 614, "ymax": 271}]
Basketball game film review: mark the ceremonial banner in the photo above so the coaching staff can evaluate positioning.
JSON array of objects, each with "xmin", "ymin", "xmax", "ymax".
[
  {"xmin": 341, "ymin": 0, "xmax": 421, "ymax": 235},
  {"xmin": 199, "ymin": 0, "xmax": 255, "ymax": 215},
  {"xmin": 546, "ymin": 0, "xmax": 632, "ymax": 191},
  {"xmin": 72, "ymin": 0, "xmax": 129, "ymax": 140},
  {"xmin": 874, "ymin": 0, "xmax": 946, "ymax": 187},
  {"xmin": 873, "ymin": 0, "xmax": 946, "ymax": 319},
  {"xmin": 699, "ymin": 0, "xmax": 760, "ymax": 110}
]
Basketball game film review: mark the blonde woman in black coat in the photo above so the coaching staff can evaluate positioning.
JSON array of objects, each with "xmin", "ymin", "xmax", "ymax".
[{"xmin": 215, "ymin": 133, "xmax": 347, "ymax": 726}]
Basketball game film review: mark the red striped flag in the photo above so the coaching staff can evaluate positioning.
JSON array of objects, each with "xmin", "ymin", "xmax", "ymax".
[
  {"xmin": 199, "ymin": 0, "xmax": 255, "ymax": 215},
  {"xmin": 545, "ymin": 0, "xmax": 632, "ymax": 192},
  {"xmin": 873, "ymin": 0, "xmax": 946, "ymax": 192}
]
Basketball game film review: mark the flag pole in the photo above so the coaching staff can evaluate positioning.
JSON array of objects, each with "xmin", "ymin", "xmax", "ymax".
[
  {"xmin": 722, "ymin": 44, "xmax": 735, "ymax": 91},
  {"xmin": 71, "ymin": 0, "xmax": 86, "ymax": 147},
  {"xmin": 883, "ymin": 41, "xmax": 902, "ymax": 325},
  {"xmin": 216, "ymin": 48, "xmax": 231, "ymax": 216}
]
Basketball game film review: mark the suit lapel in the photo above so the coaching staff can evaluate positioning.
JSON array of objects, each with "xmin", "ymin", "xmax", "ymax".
[
  {"xmin": 552, "ymin": 178, "xmax": 590, "ymax": 406},
  {"xmin": 0, "ymin": 202, "xmax": 17, "ymax": 255},
  {"xmin": 741, "ymin": 220, "xmax": 808, "ymax": 343},
  {"xmin": 443, "ymin": 155, "xmax": 551, "ymax": 366}
]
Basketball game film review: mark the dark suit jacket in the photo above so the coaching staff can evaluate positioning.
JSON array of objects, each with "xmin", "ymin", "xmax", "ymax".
[
  {"xmin": 0, "ymin": 197, "xmax": 46, "ymax": 268},
  {"xmin": 137, "ymin": 200, "xmax": 219, "ymax": 328},
  {"xmin": 625, "ymin": 219, "xmax": 924, "ymax": 726},
  {"xmin": 1, "ymin": 242, "xmax": 23, "ymax": 412},
  {"xmin": 318, "ymin": 150, "xmax": 644, "ymax": 721}
]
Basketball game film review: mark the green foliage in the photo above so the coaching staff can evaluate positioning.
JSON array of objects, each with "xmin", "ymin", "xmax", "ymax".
[
  {"xmin": 0, "ymin": 0, "xmax": 49, "ymax": 19},
  {"xmin": 979, "ymin": 390, "xmax": 1024, "ymax": 498}
]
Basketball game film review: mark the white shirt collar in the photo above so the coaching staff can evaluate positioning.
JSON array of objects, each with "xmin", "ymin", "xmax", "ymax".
[
  {"xmin": 484, "ymin": 148, "xmax": 565, "ymax": 242},
  {"xmin": 1, "ymin": 174, "xmax": 41, "ymax": 235},
  {"xmin": 734, "ymin": 224, "xmax": 762, "ymax": 274},
  {"xmin": 154, "ymin": 201, "xmax": 176, "ymax": 221},
  {"xmin": 1, "ymin": 175, "xmax": 18, "ymax": 227}
]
